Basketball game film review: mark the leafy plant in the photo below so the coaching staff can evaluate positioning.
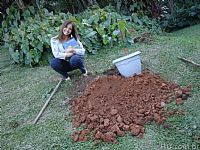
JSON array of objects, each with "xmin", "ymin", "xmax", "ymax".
[
  {"xmin": 75, "ymin": 7, "xmax": 130, "ymax": 53},
  {"xmin": 160, "ymin": 1, "xmax": 200, "ymax": 31},
  {"xmin": 2, "ymin": 4, "xmax": 68, "ymax": 66},
  {"xmin": 2, "ymin": 3, "xmax": 160, "ymax": 66}
]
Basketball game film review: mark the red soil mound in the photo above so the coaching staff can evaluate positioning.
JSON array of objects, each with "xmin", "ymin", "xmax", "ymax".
[{"xmin": 70, "ymin": 71, "xmax": 191, "ymax": 144}]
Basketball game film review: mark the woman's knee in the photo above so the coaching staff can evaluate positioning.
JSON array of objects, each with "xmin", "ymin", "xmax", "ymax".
[
  {"xmin": 50, "ymin": 58, "xmax": 60, "ymax": 69},
  {"xmin": 70, "ymin": 55, "xmax": 84, "ymax": 67}
]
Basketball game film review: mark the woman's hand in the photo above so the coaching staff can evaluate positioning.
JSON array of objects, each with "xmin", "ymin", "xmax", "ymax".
[
  {"xmin": 66, "ymin": 46, "xmax": 76, "ymax": 54},
  {"xmin": 68, "ymin": 49, "xmax": 76, "ymax": 54},
  {"xmin": 64, "ymin": 46, "xmax": 76, "ymax": 58},
  {"xmin": 64, "ymin": 52, "xmax": 74, "ymax": 58}
]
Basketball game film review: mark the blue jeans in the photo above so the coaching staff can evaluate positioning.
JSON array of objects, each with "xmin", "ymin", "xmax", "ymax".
[{"xmin": 50, "ymin": 55, "xmax": 86, "ymax": 78}]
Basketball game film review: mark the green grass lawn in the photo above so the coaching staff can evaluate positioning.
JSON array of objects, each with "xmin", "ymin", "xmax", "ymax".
[{"xmin": 1, "ymin": 24, "xmax": 200, "ymax": 150}]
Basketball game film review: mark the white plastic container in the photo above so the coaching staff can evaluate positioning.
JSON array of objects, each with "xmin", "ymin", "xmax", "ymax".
[{"xmin": 112, "ymin": 51, "xmax": 141, "ymax": 77}]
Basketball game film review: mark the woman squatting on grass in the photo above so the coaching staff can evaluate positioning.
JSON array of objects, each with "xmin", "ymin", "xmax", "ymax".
[{"xmin": 50, "ymin": 20, "xmax": 87, "ymax": 81}]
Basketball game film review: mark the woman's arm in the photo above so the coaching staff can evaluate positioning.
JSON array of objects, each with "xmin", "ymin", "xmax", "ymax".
[{"xmin": 51, "ymin": 37, "xmax": 68, "ymax": 59}]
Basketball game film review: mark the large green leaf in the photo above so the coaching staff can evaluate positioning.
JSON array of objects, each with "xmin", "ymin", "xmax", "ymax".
[
  {"xmin": 112, "ymin": 30, "xmax": 120, "ymax": 36},
  {"xmin": 82, "ymin": 19, "xmax": 92, "ymax": 27},
  {"xmin": 96, "ymin": 26, "xmax": 105, "ymax": 36},
  {"xmin": 21, "ymin": 40, "xmax": 29, "ymax": 54},
  {"xmin": 102, "ymin": 35, "xmax": 109, "ymax": 45},
  {"xmin": 25, "ymin": 51, "xmax": 33, "ymax": 65},
  {"xmin": 37, "ymin": 42, "xmax": 43, "ymax": 52},
  {"xmin": 3, "ymin": 33, "xmax": 10, "ymax": 42},
  {"xmin": 19, "ymin": 50, "xmax": 24, "ymax": 62},
  {"xmin": 29, "ymin": 6, "xmax": 35, "ymax": 14},
  {"xmin": 22, "ymin": 9, "xmax": 31, "ymax": 18},
  {"xmin": 14, "ymin": 10, "xmax": 20, "ymax": 20},
  {"xmin": 9, "ymin": 47, "xmax": 20, "ymax": 63},
  {"xmin": 103, "ymin": 15, "xmax": 111, "ymax": 28},
  {"xmin": 118, "ymin": 20, "xmax": 127, "ymax": 32},
  {"xmin": 6, "ymin": 7, "xmax": 9, "ymax": 15},
  {"xmin": 84, "ymin": 31, "xmax": 97, "ymax": 39},
  {"xmin": 32, "ymin": 48, "xmax": 41, "ymax": 63}
]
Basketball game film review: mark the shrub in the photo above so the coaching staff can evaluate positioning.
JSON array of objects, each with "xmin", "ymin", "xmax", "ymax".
[
  {"xmin": 160, "ymin": 1, "xmax": 200, "ymax": 31},
  {"xmin": 1, "ymin": 3, "xmax": 161, "ymax": 66},
  {"xmin": 1, "ymin": 5, "xmax": 65, "ymax": 66},
  {"xmin": 1, "ymin": 5, "xmax": 130, "ymax": 65},
  {"xmin": 74, "ymin": 6, "xmax": 130, "ymax": 54}
]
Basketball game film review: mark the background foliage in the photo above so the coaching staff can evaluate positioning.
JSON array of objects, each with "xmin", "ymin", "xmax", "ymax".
[
  {"xmin": 1, "ymin": 4, "xmax": 133, "ymax": 65},
  {"xmin": 1, "ymin": 1, "xmax": 161, "ymax": 66},
  {"xmin": 1, "ymin": 0, "xmax": 199, "ymax": 66},
  {"xmin": 160, "ymin": 0, "xmax": 200, "ymax": 31},
  {"xmin": 1, "ymin": 5, "xmax": 57, "ymax": 66}
]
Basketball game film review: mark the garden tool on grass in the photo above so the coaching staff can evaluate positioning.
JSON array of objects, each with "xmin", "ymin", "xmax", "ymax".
[{"xmin": 33, "ymin": 78, "xmax": 63, "ymax": 124}]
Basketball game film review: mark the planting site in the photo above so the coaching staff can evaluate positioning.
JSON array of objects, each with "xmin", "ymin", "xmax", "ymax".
[{"xmin": 69, "ymin": 70, "xmax": 191, "ymax": 144}]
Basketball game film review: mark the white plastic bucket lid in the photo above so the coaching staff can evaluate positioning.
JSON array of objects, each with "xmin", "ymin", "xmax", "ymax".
[{"xmin": 112, "ymin": 51, "xmax": 141, "ymax": 64}]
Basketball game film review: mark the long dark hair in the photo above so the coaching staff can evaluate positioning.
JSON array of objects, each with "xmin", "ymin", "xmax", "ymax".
[{"xmin": 58, "ymin": 20, "xmax": 79, "ymax": 42}]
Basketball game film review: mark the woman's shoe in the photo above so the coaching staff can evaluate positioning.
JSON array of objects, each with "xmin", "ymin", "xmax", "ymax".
[
  {"xmin": 63, "ymin": 76, "xmax": 71, "ymax": 81},
  {"xmin": 82, "ymin": 69, "xmax": 88, "ymax": 77}
]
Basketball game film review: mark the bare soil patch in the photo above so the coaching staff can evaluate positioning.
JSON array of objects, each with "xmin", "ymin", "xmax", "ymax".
[{"xmin": 69, "ymin": 70, "xmax": 191, "ymax": 144}]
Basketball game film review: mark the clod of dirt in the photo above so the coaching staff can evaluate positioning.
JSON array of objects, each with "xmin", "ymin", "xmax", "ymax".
[
  {"xmin": 162, "ymin": 122, "xmax": 174, "ymax": 129},
  {"xmin": 130, "ymin": 124, "xmax": 143, "ymax": 136},
  {"xmin": 175, "ymin": 90, "xmax": 183, "ymax": 98},
  {"xmin": 69, "ymin": 71, "xmax": 191, "ymax": 144},
  {"xmin": 133, "ymin": 32, "xmax": 153, "ymax": 43},
  {"xmin": 9, "ymin": 121, "xmax": 19, "ymax": 129},
  {"xmin": 102, "ymin": 67, "xmax": 119, "ymax": 76},
  {"xmin": 176, "ymin": 98, "xmax": 184, "ymax": 105},
  {"xmin": 174, "ymin": 85, "xmax": 192, "ymax": 105}
]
